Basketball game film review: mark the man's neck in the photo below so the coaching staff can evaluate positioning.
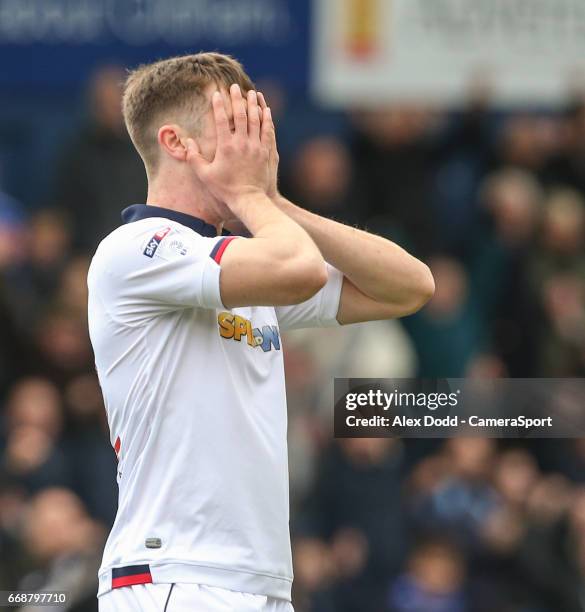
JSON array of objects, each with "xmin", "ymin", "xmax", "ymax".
[{"xmin": 146, "ymin": 180, "xmax": 224, "ymax": 235}]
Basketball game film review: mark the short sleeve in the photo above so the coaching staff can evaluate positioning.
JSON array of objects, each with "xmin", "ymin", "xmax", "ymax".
[
  {"xmin": 95, "ymin": 223, "xmax": 238, "ymax": 323},
  {"xmin": 275, "ymin": 264, "xmax": 343, "ymax": 331}
]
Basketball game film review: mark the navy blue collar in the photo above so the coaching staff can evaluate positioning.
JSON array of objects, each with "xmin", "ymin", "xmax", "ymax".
[{"xmin": 121, "ymin": 204, "xmax": 228, "ymax": 237}]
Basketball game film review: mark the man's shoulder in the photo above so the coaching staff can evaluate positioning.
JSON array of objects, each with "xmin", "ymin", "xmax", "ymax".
[
  {"xmin": 89, "ymin": 218, "xmax": 214, "ymax": 281},
  {"xmin": 97, "ymin": 219, "xmax": 188, "ymax": 258}
]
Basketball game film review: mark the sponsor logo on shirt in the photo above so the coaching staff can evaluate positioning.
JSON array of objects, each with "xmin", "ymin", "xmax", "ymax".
[
  {"xmin": 143, "ymin": 227, "xmax": 171, "ymax": 258},
  {"xmin": 218, "ymin": 312, "xmax": 280, "ymax": 352}
]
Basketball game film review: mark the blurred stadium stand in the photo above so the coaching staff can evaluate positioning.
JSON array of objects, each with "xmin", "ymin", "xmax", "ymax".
[{"xmin": 2, "ymin": 1, "xmax": 585, "ymax": 611}]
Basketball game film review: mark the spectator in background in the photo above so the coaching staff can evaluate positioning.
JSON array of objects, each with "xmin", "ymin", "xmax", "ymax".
[
  {"xmin": 25, "ymin": 210, "xmax": 71, "ymax": 305},
  {"xmin": 514, "ymin": 476, "xmax": 578, "ymax": 611},
  {"xmin": 349, "ymin": 106, "xmax": 437, "ymax": 255},
  {"xmin": 282, "ymin": 136, "xmax": 357, "ymax": 223},
  {"xmin": 292, "ymin": 536, "xmax": 338, "ymax": 612},
  {"xmin": 387, "ymin": 539, "xmax": 467, "ymax": 612},
  {"xmin": 431, "ymin": 75, "xmax": 496, "ymax": 252},
  {"xmin": 1, "ymin": 378, "xmax": 69, "ymax": 494},
  {"xmin": 492, "ymin": 449, "xmax": 539, "ymax": 513},
  {"xmin": 534, "ymin": 189, "xmax": 585, "ymax": 279},
  {"xmin": 50, "ymin": 66, "xmax": 146, "ymax": 251},
  {"xmin": 470, "ymin": 170, "xmax": 543, "ymax": 375},
  {"xmin": 530, "ymin": 189, "xmax": 585, "ymax": 375},
  {"xmin": 403, "ymin": 257, "xmax": 484, "ymax": 377},
  {"xmin": 18, "ymin": 487, "xmax": 105, "ymax": 612},
  {"xmin": 473, "ymin": 449, "xmax": 541, "ymax": 610},
  {"xmin": 33, "ymin": 306, "xmax": 93, "ymax": 385},
  {"xmin": 407, "ymin": 438, "xmax": 499, "ymax": 553},
  {"xmin": 493, "ymin": 114, "xmax": 557, "ymax": 179},
  {"xmin": 508, "ymin": 485, "xmax": 585, "ymax": 612},
  {"xmin": 2, "ymin": 209, "xmax": 72, "ymax": 331}
]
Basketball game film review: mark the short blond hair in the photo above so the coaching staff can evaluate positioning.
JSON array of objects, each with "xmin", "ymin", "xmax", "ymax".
[{"xmin": 122, "ymin": 52, "xmax": 254, "ymax": 173}]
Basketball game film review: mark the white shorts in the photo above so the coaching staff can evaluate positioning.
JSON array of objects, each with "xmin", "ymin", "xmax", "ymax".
[{"xmin": 98, "ymin": 583, "xmax": 294, "ymax": 612}]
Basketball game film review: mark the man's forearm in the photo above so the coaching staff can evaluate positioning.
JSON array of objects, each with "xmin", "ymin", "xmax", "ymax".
[
  {"xmin": 273, "ymin": 194, "xmax": 434, "ymax": 308},
  {"xmin": 222, "ymin": 190, "xmax": 328, "ymax": 304},
  {"xmin": 229, "ymin": 191, "xmax": 322, "ymax": 264}
]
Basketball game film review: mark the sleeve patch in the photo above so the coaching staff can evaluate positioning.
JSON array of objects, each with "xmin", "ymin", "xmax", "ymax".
[
  {"xmin": 143, "ymin": 227, "xmax": 171, "ymax": 258},
  {"xmin": 209, "ymin": 236, "xmax": 238, "ymax": 264}
]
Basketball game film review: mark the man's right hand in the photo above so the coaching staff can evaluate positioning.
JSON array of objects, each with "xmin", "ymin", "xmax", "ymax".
[{"xmin": 187, "ymin": 84, "xmax": 273, "ymax": 211}]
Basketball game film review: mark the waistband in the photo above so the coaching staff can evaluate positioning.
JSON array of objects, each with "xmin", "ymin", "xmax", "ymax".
[{"xmin": 98, "ymin": 561, "xmax": 293, "ymax": 601}]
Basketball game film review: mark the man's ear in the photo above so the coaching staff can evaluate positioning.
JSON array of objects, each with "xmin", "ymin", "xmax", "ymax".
[{"xmin": 157, "ymin": 124, "xmax": 188, "ymax": 161}]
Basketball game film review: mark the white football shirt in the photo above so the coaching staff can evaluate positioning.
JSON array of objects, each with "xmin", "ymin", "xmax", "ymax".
[{"xmin": 88, "ymin": 204, "xmax": 343, "ymax": 601}]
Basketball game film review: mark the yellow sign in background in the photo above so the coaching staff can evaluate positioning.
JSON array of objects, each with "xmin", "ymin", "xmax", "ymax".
[{"xmin": 343, "ymin": 0, "xmax": 383, "ymax": 59}]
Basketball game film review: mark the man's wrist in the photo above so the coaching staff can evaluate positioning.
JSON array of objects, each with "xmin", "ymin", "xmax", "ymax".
[
  {"xmin": 226, "ymin": 189, "xmax": 278, "ymax": 228},
  {"xmin": 271, "ymin": 193, "xmax": 300, "ymax": 217},
  {"xmin": 226, "ymin": 188, "xmax": 270, "ymax": 212},
  {"xmin": 267, "ymin": 184, "xmax": 280, "ymax": 200}
]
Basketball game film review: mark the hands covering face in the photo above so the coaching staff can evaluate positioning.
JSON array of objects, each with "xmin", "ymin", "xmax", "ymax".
[{"xmin": 187, "ymin": 84, "xmax": 279, "ymax": 208}]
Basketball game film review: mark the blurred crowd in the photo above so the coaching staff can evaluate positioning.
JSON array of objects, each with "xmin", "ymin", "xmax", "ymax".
[{"xmin": 1, "ymin": 65, "xmax": 585, "ymax": 611}]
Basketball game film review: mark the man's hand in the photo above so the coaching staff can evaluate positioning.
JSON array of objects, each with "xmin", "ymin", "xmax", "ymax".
[{"xmin": 187, "ymin": 84, "xmax": 273, "ymax": 210}]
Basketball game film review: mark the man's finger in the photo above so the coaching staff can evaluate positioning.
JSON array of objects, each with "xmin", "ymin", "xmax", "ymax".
[
  {"xmin": 257, "ymin": 93, "xmax": 267, "ymax": 127},
  {"xmin": 247, "ymin": 90, "xmax": 260, "ymax": 141},
  {"xmin": 212, "ymin": 91, "xmax": 231, "ymax": 143},
  {"xmin": 230, "ymin": 84, "xmax": 247, "ymax": 136},
  {"xmin": 257, "ymin": 92, "xmax": 268, "ymax": 110},
  {"xmin": 185, "ymin": 138, "xmax": 210, "ymax": 176},
  {"xmin": 261, "ymin": 106, "xmax": 275, "ymax": 146}
]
